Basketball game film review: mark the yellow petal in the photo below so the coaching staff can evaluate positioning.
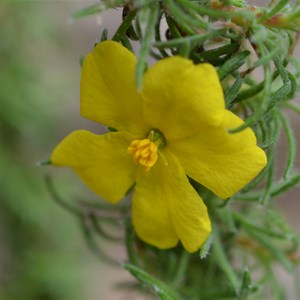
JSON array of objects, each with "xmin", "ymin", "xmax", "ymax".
[
  {"xmin": 169, "ymin": 110, "xmax": 267, "ymax": 199},
  {"xmin": 81, "ymin": 41, "xmax": 149, "ymax": 135},
  {"xmin": 132, "ymin": 150, "xmax": 211, "ymax": 252},
  {"xmin": 51, "ymin": 130, "xmax": 137, "ymax": 203},
  {"xmin": 142, "ymin": 57, "xmax": 225, "ymax": 140}
]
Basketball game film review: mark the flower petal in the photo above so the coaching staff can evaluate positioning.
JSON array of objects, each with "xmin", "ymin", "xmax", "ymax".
[
  {"xmin": 142, "ymin": 57, "xmax": 225, "ymax": 140},
  {"xmin": 81, "ymin": 41, "xmax": 149, "ymax": 135},
  {"xmin": 169, "ymin": 110, "xmax": 267, "ymax": 199},
  {"xmin": 132, "ymin": 150, "xmax": 211, "ymax": 252},
  {"xmin": 51, "ymin": 130, "xmax": 137, "ymax": 203}
]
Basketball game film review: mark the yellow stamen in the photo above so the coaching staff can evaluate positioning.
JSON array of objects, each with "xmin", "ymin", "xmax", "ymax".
[{"xmin": 128, "ymin": 139, "xmax": 158, "ymax": 171}]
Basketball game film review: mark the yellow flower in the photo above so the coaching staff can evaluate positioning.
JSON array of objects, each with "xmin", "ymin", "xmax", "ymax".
[{"xmin": 51, "ymin": 41, "xmax": 267, "ymax": 253}]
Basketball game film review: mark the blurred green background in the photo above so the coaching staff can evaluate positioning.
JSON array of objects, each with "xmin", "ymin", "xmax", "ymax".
[
  {"xmin": 0, "ymin": 2, "xmax": 128, "ymax": 299},
  {"xmin": 0, "ymin": 2, "xmax": 85, "ymax": 299},
  {"xmin": 0, "ymin": 1, "xmax": 299, "ymax": 300}
]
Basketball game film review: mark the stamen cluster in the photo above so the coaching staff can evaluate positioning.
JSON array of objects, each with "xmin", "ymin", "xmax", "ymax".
[{"xmin": 128, "ymin": 139, "xmax": 158, "ymax": 171}]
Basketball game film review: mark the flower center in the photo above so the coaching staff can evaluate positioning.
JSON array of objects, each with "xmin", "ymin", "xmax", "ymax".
[{"xmin": 127, "ymin": 129, "xmax": 165, "ymax": 171}]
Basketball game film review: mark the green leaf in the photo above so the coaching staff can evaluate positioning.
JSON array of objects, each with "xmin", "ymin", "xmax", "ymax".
[
  {"xmin": 200, "ymin": 234, "xmax": 213, "ymax": 259},
  {"xmin": 89, "ymin": 214, "xmax": 122, "ymax": 242},
  {"xmin": 172, "ymin": 251, "xmax": 190, "ymax": 288},
  {"xmin": 278, "ymin": 111, "xmax": 296, "ymax": 180},
  {"xmin": 165, "ymin": 15, "xmax": 182, "ymax": 39},
  {"xmin": 217, "ymin": 51, "xmax": 251, "ymax": 81},
  {"xmin": 107, "ymin": 126, "xmax": 118, "ymax": 132},
  {"xmin": 178, "ymin": 41, "xmax": 191, "ymax": 58},
  {"xmin": 80, "ymin": 218, "xmax": 119, "ymax": 266},
  {"xmin": 194, "ymin": 43, "xmax": 240, "ymax": 65},
  {"xmin": 271, "ymin": 173, "xmax": 300, "ymax": 197},
  {"xmin": 177, "ymin": 0, "xmax": 254, "ymax": 20},
  {"xmin": 213, "ymin": 231, "xmax": 240, "ymax": 294},
  {"xmin": 225, "ymin": 73, "xmax": 243, "ymax": 108},
  {"xmin": 237, "ymin": 172, "xmax": 300, "ymax": 201},
  {"xmin": 259, "ymin": 151, "xmax": 275, "ymax": 205},
  {"xmin": 234, "ymin": 81, "xmax": 264, "ymax": 103},
  {"xmin": 153, "ymin": 13, "xmax": 169, "ymax": 57},
  {"xmin": 37, "ymin": 158, "xmax": 51, "ymax": 166},
  {"xmin": 44, "ymin": 175, "xmax": 83, "ymax": 217},
  {"xmin": 112, "ymin": 10, "xmax": 137, "ymax": 42},
  {"xmin": 284, "ymin": 102, "xmax": 300, "ymax": 114},
  {"xmin": 124, "ymin": 263, "xmax": 182, "ymax": 300},
  {"xmin": 164, "ymin": 0, "xmax": 208, "ymax": 31},
  {"xmin": 248, "ymin": 229, "xmax": 293, "ymax": 272},
  {"xmin": 258, "ymin": 0, "xmax": 289, "ymax": 23},
  {"xmin": 238, "ymin": 268, "xmax": 254, "ymax": 300},
  {"xmin": 100, "ymin": 28, "xmax": 108, "ymax": 42},
  {"xmin": 121, "ymin": 36, "xmax": 134, "ymax": 52},
  {"xmin": 72, "ymin": 3, "xmax": 102, "ymax": 19},
  {"xmin": 79, "ymin": 55, "xmax": 84, "ymax": 67},
  {"xmin": 154, "ymin": 28, "xmax": 227, "ymax": 49},
  {"xmin": 72, "ymin": 0, "xmax": 126, "ymax": 19},
  {"xmin": 124, "ymin": 219, "xmax": 138, "ymax": 265},
  {"xmin": 135, "ymin": 1, "xmax": 159, "ymax": 89},
  {"xmin": 233, "ymin": 211, "xmax": 290, "ymax": 239},
  {"xmin": 229, "ymin": 62, "xmax": 273, "ymax": 133}
]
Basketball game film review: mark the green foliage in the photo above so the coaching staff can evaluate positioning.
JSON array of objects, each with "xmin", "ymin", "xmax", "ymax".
[
  {"xmin": 0, "ymin": 3, "xmax": 85, "ymax": 299},
  {"xmin": 50, "ymin": 0, "xmax": 300, "ymax": 299},
  {"xmin": 124, "ymin": 263, "xmax": 181, "ymax": 300}
]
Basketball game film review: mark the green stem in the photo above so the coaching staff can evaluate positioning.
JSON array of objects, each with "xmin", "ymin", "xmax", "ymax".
[{"xmin": 172, "ymin": 250, "xmax": 191, "ymax": 288}]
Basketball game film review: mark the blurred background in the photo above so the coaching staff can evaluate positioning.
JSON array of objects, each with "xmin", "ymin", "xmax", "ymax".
[
  {"xmin": 0, "ymin": 2, "xmax": 133, "ymax": 299},
  {"xmin": 0, "ymin": 1, "xmax": 299, "ymax": 299}
]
